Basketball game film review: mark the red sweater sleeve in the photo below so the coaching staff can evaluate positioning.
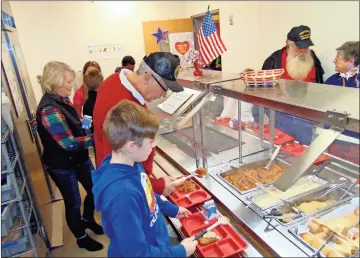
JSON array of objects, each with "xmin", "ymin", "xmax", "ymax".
[{"xmin": 142, "ymin": 148, "xmax": 165, "ymax": 195}]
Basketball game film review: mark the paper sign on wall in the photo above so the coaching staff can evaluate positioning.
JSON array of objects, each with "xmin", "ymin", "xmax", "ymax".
[
  {"xmin": 88, "ymin": 43, "xmax": 123, "ymax": 60},
  {"xmin": 2, "ymin": 43, "xmax": 24, "ymax": 117},
  {"xmin": 168, "ymin": 32, "xmax": 194, "ymax": 67}
]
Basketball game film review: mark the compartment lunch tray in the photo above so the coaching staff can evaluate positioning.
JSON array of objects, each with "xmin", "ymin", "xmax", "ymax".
[
  {"xmin": 281, "ymin": 142, "xmax": 330, "ymax": 165},
  {"xmin": 168, "ymin": 179, "xmax": 211, "ymax": 209},
  {"xmin": 252, "ymin": 124, "xmax": 295, "ymax": 145},
  {"xmin": 215, "ymin": 117, "xmax": 245, "ymax": 130},
  {"xmin": 180, "ymin": 212, "xmax": 248, "ymax": 257}
]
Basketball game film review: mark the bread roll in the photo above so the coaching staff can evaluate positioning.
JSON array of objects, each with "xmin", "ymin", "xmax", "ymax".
[
  {"xmin": 300, "ymin": 232, "xmax": 316, "ymax": 244},
  {"xmin": 308, "ymin": 222, "xmax": 322, "ymax": 234},
  {"xmin": 315, "ymin": 231, "xmax": 328, "ymax": 240},
  {"xmin": 324, "ymin": 249, "xmax": 344, "ymax": 258},
  {"xmin": 332, "ymin": 243, "xmax": 356, "ymax": 256}
]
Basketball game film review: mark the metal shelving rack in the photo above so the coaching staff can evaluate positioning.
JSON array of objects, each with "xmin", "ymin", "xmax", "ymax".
[{"xmin": 1, "ymin": 121, "xmax": 48, "ymax": 257}]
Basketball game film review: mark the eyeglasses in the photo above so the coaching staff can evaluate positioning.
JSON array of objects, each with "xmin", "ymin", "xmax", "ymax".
[{"xmin": 151, "ymin": 74, "xmax": 168, "ymax": 92}]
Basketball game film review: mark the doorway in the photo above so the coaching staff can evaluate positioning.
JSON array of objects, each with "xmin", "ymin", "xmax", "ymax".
[{"xmin": 191, "ymin": 10, "xmax": 222, "ymax": 71}]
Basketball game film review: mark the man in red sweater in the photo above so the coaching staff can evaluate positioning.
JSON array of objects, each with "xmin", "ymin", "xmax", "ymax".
[{"xmin": 93, "ymin": 52, "xmax": 183, "ymax": 195}]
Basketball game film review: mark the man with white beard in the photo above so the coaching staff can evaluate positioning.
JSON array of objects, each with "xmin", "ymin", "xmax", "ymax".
[
  {"xmin": 252, "ymin": 25, "xmax": 324, "ymax": 146},
  {"xmin": 262, "ymin": 25, "xmax": 324, "ymax": 83}
]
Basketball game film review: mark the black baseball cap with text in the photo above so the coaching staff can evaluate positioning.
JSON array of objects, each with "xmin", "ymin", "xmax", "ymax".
[
  {"xmin": 143, "ymin": 52, "xmax": 183, "ymax": 92},
  {"xmin": 287, "ymin": 25, "xmax": 314, "ymax": 49}
]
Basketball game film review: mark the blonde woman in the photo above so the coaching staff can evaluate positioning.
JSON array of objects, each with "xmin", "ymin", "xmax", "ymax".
[{"xmin": 36, "ymin": 61, "xmax": 103, "ymax": 252}]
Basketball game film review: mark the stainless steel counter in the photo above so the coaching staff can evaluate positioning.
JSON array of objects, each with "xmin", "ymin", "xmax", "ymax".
[
  {"xmin": 150, "ymin": 70, "xmax": 359, "ymax": 257},
  {"xmin": 155, "ymin": 129, "xmax": 359, "ymax": 257},
  {"xmin": 156, "ymin": 137, "xmax": 307, "ymax": 257}
]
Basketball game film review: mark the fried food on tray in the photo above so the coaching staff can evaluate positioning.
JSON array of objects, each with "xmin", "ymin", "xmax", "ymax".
[
  {"xmin": 195, "ymin": 167, "xmax": 208, "ymax": 178},
  {"xmin": 324, "ymin": 249, "xmax": 344, "ymax": 258},
  {"xmin": 332, "ymin": 243, "xmax": 357, "ymax": 257},
  {"xmin": 222, "ymin": 164, "xmax": 284, "ymax": 191},
  {"xmin": 198, "ymin": 231, "xmax": 221, "ymax": 245},
  {"xmin": 355, "ymin": 208, "xmax": 359, "ymax": 216},
  {"xmin": 300, "ymin": 232, "xmax": 324, "ymax": 249},
  {"xmin": 178, "ymin": 181, "xmax": 196, "ymax": 193},
  {"xmin": 308, "ymin": 221, "xmax": 322, "ymax": 234},
  {"xmin": 315, "ymin": 231, "xmax": 329, "ymax": 240},
  {"xmin": 280, "ymin": 212, "xmax": 296, "ymax": 223}
]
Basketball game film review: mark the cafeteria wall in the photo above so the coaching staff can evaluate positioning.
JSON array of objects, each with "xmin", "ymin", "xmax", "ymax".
[
  {"xmin": 9, "ymin": 1, "xmax": 186, "ymax": 103},
  {"xmin": 185, "ymin": 1, "xmax": 360, "ymax": 80},
  {"xmin": 10, "ymin": 1, "xmax": 359, "ymax": 104}
]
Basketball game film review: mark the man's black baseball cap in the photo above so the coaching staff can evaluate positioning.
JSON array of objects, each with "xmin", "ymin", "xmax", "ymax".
[
  {"xmin": 143, "ymin": 52, "xmax": 183, "ymax": 92},
  {"xmin": 287, "ymin": 25, "xmax": 314, "ymax": 49}
]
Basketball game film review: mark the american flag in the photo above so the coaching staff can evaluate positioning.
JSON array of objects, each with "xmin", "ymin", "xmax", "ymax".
[{"xmin": 198, "ymin": 10, "xmax": 227, "ymax": 64}]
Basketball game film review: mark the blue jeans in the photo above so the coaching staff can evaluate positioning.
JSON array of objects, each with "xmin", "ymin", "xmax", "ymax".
[{"xmin": 47, "ymin": 158, "xmax": 95, "ymax": 238}]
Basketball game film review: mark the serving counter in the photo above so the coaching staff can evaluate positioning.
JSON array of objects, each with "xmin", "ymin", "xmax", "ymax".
[{"xmin": 149, "ymin": 69, "xmax": 360, "ymax": 257}]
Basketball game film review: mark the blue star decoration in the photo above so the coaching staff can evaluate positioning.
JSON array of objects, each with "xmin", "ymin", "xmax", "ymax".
[{"xmin": 152, "ymin": 27, "xmax": 169, "ymax": 44}]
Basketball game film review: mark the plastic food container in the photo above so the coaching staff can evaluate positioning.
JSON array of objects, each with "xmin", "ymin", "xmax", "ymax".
[
  {"xmin": 281, "ymin": 142, "xmax": 330, "ymax": 165},
  {"xmin": 252, "ymin": 124, "xmax": 295, "ymax": 145},
  {"xmin": 2, "ymin": 174, "xmax": 14, "ymax": 202},
  {"xmin": 1, "ymin": 229, "xmax": 29, "ymax": 256},
  {"xmin": 180, "ymin": 212, "xmax": 248, "ymax": 257},
  {"xmin": 168, "ymin": 179, "xmax": 211, "ymax": 208}
]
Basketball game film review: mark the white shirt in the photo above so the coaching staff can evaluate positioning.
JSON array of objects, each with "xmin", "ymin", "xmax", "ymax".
[{"xmin": 119, "ymin": 68, "xmax": 145, "ymax": 105}]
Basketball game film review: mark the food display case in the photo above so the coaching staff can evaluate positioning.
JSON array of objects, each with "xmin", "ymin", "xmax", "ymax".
[{"xmin": 149, "ymin": 69, "xmax": 360, "ymax": 257}]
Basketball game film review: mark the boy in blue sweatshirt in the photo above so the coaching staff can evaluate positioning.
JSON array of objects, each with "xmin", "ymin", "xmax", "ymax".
[{"xmin": 92, "ymin": 100, "xmax": 198, "ymax": 257}]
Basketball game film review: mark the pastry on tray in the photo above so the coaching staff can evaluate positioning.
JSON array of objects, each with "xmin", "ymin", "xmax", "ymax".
[
  {"xmin": 178, "ymin": 181, "xmax": 196, "ymax": 193},
  {"xmin": 280, "ymin": 212, "xmax": 295, "ymax": 223},
  {"xmin": 300, "ymin": 232, "xmax": 346, "ymax": 258},
  {"xmin": 198, "ymin": 231, "xmax": 221, "ymax": 245},
  {"xmin": 195, "ymin": 167, "xmax": 208, "ymax": 178}
]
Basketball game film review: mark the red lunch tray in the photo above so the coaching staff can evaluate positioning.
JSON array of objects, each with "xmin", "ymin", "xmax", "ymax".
[
  {"xmin": 180, "ymin": 212, "xmax": 248, "ymax": 257},
  {"xmin": 252, "ymin": 124, "xmax": 294, "ymax": 145},
  {"xmin": 281, "ymin": 142, "xmax": 330, "ymax": 165},
  {"xmin": 215, "ymin": 117, "xmax": 245, "ymax": 131},
  {"xmin": 180, "ymin": 211, "xmax": 218, "ymax": 236},
  {"xmin": 168, "ymin": 179, "xmax": 211, "ymax": 209}
]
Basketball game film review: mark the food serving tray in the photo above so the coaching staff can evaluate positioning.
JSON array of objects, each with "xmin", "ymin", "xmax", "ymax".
[
  {"xmin": 180, "ymin": 213, "xmax": 248, "ymax": 257},
  {"xmin": 217, "ymin": 158, "xmax": 289, "ymax": 195},
  {"xmin": 288, "ymin": 197, "xmax": 359, "ymax": 257},
  {"xmin": 252, "ymin": 124, "xmax": 295, "ymax": 145},
  {"xmin": 281, "ymin": 142, "xmax": 330, "ymax": 166},
  {"xmin": 246, "ymin": 175, "xmax": 329, "ymax": 211},
  {"xmin": 168, "ymin": 179, "xmax": 211, "ymax": 209},
  {"xmin": 268, "ymin": 185, "xmax": 354, "ymax": 227}
]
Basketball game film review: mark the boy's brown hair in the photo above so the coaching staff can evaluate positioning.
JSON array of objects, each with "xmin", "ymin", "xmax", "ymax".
[
  {"xmin": 103, "ymin": 100, "xmax": 160, "ymax": 152},
  {"xmin": 84, "ymin": 69, "xmax": 104, "ymax": 91}
]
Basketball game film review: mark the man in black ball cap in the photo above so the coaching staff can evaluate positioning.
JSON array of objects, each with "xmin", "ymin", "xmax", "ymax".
[
  {"xmin": 93, "ymin": 52, "xmax": 183, "ymax": 196},
  {"xmin": 262, "ymin": 25, "xmax": 324, "ymax": 83}
]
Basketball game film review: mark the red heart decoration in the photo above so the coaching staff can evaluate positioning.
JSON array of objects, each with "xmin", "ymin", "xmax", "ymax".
[{"xmin": 175, "ymin": 41, "xmax": 190, "ymax": 55}]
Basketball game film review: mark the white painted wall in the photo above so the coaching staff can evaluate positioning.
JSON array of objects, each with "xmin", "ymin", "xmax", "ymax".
[
  {"xmin": 10, "ymin": 1, "xmax": 186, "ymax": 103},
  {"xmin": 185, "ymin": 1, "xmax": 359, "ymax": 79},
  {"xmin": 9, "ymin": 1, "xmax": 359, "ymax": 104}
]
